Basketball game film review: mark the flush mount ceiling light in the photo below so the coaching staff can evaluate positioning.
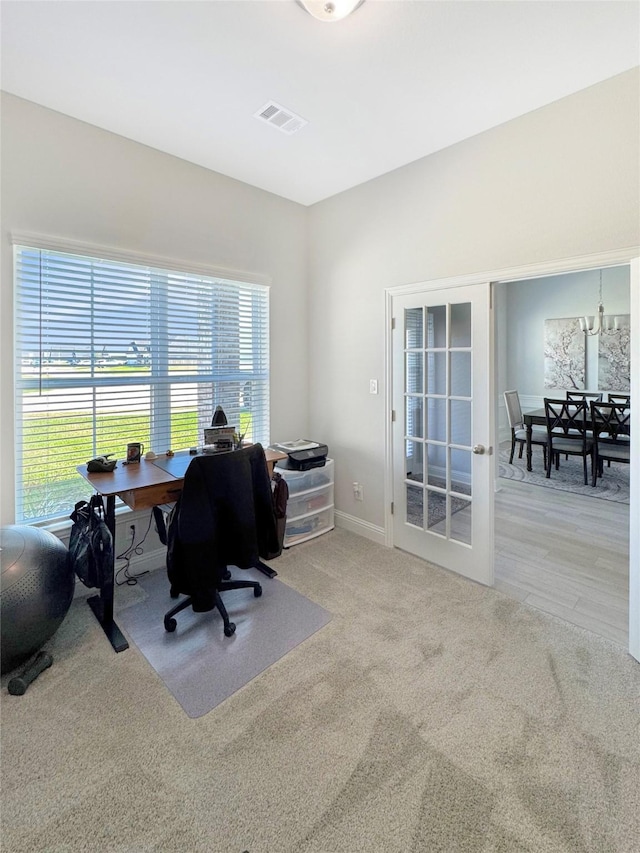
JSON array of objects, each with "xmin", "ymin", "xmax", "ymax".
[{"xmin": 296, "ymin": 0, "xmax": 365, "ymax": 23}]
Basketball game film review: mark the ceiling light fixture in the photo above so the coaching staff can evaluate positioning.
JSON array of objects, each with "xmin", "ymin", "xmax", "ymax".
[
  {"xmin": 296, "ymin": 0, "xmax": 365, "ymax": 23},
  {"xmin": 579, "ymin": 269, "xmax": 621, "ymax": 335}
]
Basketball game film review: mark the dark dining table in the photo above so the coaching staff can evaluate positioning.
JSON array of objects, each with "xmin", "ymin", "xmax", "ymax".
[{"xmin": 522, "ymin": 407, "xmax": 630, "ymax": 471}]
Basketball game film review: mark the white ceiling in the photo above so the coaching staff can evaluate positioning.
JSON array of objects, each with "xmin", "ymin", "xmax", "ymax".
[{"xmin": 1, "ymin": 1, "xmax": 639, "ymax": 206}]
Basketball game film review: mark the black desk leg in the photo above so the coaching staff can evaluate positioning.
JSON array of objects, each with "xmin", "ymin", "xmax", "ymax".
[
  {"xmin": 255, "ymin": 560, "xmax": 277, "ymax": 579},
  {"xmin": 526, "ymin": 424, "xmax": 533, "ymax": 472},
  {"xmin": 87, "ymin": 493, "xmax": 129, "ymax": 653}
]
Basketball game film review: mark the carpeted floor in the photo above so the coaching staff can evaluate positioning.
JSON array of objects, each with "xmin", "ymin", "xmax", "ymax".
[
  {"xmin": 499, "ymin": 441, "xmax": 630, "ymax": 503},
  {"xmin": 2, "ymin": 527, "xmax": 639, "ymax": 852}
]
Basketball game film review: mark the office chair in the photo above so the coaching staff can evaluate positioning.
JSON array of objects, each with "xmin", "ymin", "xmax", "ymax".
[{"xmin": 164, "ymin": 444, "xmax": 280, "ymax": 637}]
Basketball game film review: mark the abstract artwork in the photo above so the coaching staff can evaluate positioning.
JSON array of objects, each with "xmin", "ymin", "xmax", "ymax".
[
  {"xmin": 598, "ymin": 318, "xmax": 631, "ymax": 391},
  {"xmin": 544, "ymin": 318, "xmax": 585, "ymax": 390}
]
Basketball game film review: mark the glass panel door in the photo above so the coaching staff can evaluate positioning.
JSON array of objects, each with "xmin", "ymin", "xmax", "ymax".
[{"xmin": 392, "ymin": 284, "xmax": 492, "ymax": 585}]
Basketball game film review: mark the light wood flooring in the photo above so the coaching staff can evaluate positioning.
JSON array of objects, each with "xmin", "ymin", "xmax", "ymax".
[{"xmin": 494, "ymin": 478, "xmax": 629, "ymax": 647}]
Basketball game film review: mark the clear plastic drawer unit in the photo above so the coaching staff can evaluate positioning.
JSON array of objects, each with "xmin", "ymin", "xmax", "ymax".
[{"xmin": 275, "ymin": 459, "xmax": 335, "ymax": 547}]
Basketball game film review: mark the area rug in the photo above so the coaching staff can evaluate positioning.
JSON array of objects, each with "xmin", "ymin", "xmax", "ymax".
[
  {"xmin": 406, "ymin": 475, "xmax": 469, "ymax": 528},
  {"xmin": 498, "ymin": 442, "xmax": 629, "ymax": 503},
  {"xmin": 117, "ymin": 567, "xmax": 332, "ymax": 718}
]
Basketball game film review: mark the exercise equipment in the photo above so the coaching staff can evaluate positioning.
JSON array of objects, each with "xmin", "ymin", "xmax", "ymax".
[
  {"xmin": 1, "ymin": 525, "xmax": 73, "ymax": 675},
  {"xmin": 8, "ymin": 650, "xmax": 53, "ymax": 695}
]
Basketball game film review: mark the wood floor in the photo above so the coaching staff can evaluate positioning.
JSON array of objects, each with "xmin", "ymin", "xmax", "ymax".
[{"xmin": 494, "ymin": 478, "xmax": 630, "ymax": 647}]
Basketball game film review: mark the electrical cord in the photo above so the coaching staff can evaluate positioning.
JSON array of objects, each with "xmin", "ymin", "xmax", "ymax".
[{"xmin": 115, "ymin": 510, "xmax": 154, "ymax": 586}]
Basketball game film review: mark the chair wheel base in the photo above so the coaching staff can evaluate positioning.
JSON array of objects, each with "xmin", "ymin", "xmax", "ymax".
[
  {"xmin": 254, "ymin": 585, "xmax": 262, "ymax": 597},
  {"xmin": 224, "ymin": 622, "xmax": 236, "ymax": 637},
  {"xmin": 164, "ymin": 617, "xmax": 177, "ymax": 632}
]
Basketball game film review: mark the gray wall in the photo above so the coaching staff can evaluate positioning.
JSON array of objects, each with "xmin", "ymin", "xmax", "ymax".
[
  {"xmin": 0, "ymin": 93, "xmax": 309, "ymax": 532},
  {"xmin": 307, "ymin": 69, "xmax": 639, "ymax": 532},
  {"xmin": 1, "ymin": 69, "xmax": 639, "ymax": 542},
  {"xmin": 504, "ymin": 266, "xmax": 630, "ymax": 398}
]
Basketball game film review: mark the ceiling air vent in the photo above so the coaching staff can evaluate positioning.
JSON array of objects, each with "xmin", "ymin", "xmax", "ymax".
[{"xmin": 254, "ymin": 101, "xmax": 308, "ymax": 135}]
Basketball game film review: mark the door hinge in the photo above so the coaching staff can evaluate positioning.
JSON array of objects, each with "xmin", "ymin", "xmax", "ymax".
[
  {"xmin": 391, "ymin": 317, "xmax": 396, "ymax": 330},
  {"xmin": 390, "ymin": 502, "xmax": 394, "ymax": 515},
  {"xmin": 391, "ymin": 410, "xmax": 396, "ymax": 421}
]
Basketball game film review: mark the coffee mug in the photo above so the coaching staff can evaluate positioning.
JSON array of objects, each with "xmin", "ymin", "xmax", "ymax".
[{"xmin": 126, "ymin": 442, "xmax": 144, "ymax": 464}]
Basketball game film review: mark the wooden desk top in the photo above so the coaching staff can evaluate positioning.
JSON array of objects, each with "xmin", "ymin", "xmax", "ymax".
[{"xmin": 77, "ymin": 447, "xmax": 287, "ymax": 511}]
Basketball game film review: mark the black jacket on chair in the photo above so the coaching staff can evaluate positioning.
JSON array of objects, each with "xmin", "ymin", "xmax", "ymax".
[{"xmin": 166, "ymin": 444, "xmax": 279, "ymax": 611}]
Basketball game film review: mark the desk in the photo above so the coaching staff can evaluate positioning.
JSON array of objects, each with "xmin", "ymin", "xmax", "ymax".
[{"xmin": 76, "ymin": 448, "xmax": 287, "ymax": 652}]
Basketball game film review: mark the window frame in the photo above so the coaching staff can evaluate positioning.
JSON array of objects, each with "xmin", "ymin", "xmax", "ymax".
[{"xmin": 13, "ymin": 234, "xmax": 271, "ymax": 525}]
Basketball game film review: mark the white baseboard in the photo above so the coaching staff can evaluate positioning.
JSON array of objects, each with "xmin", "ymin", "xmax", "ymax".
[{"xmin": 334, "ymin": 510, "xmax": 386, "ymax": 546}]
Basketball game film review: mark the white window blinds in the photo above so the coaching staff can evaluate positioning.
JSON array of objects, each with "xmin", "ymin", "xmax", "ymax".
[{"xmin": 14, "ymin": 245, "xmax": 270, "ymax": 523}]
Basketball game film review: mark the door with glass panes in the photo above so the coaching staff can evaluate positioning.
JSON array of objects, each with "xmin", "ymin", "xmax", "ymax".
[{"xmin": 392, "ymin": 284, "xmax": 493, "ymax": 584}]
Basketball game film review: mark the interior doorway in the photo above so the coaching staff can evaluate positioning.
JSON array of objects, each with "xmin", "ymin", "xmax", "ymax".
[
  {"xmin": 386, "ymin": 251, "xmax": 638, "ymax": 661},
  {"xmin": 492, "ymin": 265, "xmax": 631, "ymax": 647}
]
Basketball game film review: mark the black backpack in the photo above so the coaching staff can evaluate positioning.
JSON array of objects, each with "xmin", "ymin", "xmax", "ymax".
[{"xmin": 68, "ymin": 495, "xmax": 113, "ymax": 588}]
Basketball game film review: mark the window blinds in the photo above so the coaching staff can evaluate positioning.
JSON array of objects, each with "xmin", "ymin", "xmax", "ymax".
[{"xmin": 14, "ymin": 245, "xmax": 270, "ymax": 523}]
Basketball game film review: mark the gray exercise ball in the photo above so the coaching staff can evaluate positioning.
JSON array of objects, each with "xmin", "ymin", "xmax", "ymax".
[{"xmin": 1, "ymin": 525, "xmax": 74, "ymax": 675}]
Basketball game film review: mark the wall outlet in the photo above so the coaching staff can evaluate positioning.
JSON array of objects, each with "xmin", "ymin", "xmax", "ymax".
[
  {"xmin": 369, "ymin": 379, "xmax": 378, "ymax": 394},
  {"xmin": 353, "ymin": 482, "xmax": 363, "ymax": 501}
]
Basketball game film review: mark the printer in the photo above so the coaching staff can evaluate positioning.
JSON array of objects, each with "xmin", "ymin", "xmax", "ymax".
[{"xmin": 272, "ymin": 440, "xmax": 328, "ymax": 471}]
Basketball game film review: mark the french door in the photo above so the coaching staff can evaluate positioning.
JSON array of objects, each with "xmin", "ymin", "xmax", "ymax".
[{"xmin": 391, "ymin": 283, "xmax": 493, "ymax": 584}]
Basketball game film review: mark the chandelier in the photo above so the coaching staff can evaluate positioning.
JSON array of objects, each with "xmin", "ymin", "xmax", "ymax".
[{"xmin": 579, "ymin": 270, "xmax": 621, "ymax": 336}]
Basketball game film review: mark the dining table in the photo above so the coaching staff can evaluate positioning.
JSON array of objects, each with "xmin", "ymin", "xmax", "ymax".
[{"xmin": 522, "ymin": 406, "xmax": 630, "ymax": 471}]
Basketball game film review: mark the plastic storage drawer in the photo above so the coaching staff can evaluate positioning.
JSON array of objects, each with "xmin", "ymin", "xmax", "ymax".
[
  {"xmin": 286, "ymin": 484, "xmax": 333, "ymax": 519},
  {"xmin": 275, "ymin": 459, "xmax": 334, "ymax": 495},
  {"xmin": 284, "ymin": 506, "xmax": 334, "ymax": 547}
]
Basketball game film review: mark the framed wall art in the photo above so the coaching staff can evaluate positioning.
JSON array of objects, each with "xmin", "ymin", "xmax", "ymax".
[
  {"xmin": 598, "ymin": 318, "xmax": 630, "ymax": 391},
  {"xmin": 543, "ymin": 317, "xmax": 585, "ymax": 390}
]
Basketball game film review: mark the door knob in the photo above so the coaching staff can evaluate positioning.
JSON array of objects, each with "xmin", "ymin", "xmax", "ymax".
[{"xmin": 472, "ymin": 444, "xmax": 486, "ymax": 455}]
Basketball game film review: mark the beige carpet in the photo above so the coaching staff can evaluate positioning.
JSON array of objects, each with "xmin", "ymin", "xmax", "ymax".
[{"xmin": 2, "ymin": 528, "xmax": 639, "ymax": 852}]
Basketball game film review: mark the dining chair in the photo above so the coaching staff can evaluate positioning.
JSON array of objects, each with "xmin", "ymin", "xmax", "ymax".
[
  {"xmin": 544, "ymin": 398, "xmax": 594, "ymax": 485},
  {"xmin": 566, "ymin": 391, "xmax": 603, "ymax": 402},
  {"xmin": 607, "ymin": 393, "xmax": 631, "ymax": 406},
  {"xmin": 590, "ymin": 401, "xmax": 631, "ymax": 487},
  {"xmin": 563, "ymin": 392, "xmax": 600, "ymax": 444},
  {"xmin": 503, "ymin": 390, "xmax": 550, "ymax": 467}
]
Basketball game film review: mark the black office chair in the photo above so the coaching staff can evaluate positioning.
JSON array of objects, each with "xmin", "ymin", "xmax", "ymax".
[
  {"xmin": 164, "ymin": 444, "xmax": 279, "ymax": 637},
  {"xmin": 590, "ymin": 401, "xmax": 631, "ymax": 487},
  {"xmin": 544, "ymin": 398, "xmax": 594, "ymax": 485}
]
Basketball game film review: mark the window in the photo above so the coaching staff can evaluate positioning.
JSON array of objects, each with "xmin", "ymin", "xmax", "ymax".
[{"xmin": 14, "ymin": 244, "xmax": 270, "ymax": 523}]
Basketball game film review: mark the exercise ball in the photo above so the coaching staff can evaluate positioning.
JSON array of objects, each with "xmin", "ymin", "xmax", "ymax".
[{"xmin": 1, "ymin": 525, "xmax": 74, "ymax": 675}]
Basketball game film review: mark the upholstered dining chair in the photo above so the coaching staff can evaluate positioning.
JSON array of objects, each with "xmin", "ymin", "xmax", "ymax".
[
  {"xmin": 503, "ymin": 390, "xmax": 550, "ymax": 467},
  {"xmin": 544, "ymin": 398, "xmax": 594, "ymax": 485},
  {"xmin": 590, "ymin": 401, "xmax": 631, "ymax": 487}
]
